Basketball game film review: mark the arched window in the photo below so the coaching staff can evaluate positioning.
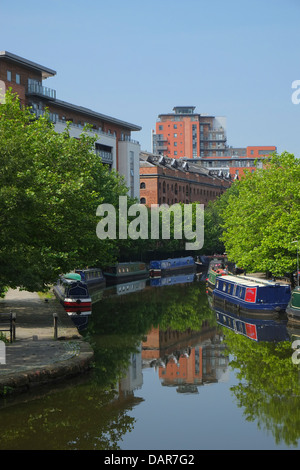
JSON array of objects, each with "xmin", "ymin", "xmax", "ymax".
[
  {"xmin": 140, "ymin": 197, "xmax": 146, "ymax": 204},
  {"xmin": 140, "ymin": 182, "xmax": 146, "ymax": 189}
]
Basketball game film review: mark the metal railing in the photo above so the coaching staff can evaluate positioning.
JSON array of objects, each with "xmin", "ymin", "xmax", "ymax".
[{"xmin": 27, "ymin": 83, "xmax": 56, "ymax": 99}]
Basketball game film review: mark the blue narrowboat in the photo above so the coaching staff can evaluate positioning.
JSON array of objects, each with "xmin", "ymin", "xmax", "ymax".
[
  {"xmin": 212, "ymin": 275, "xmax": 291, "ymax": 318},
  {"xmin": 75, "ymin": 268, "xmax": 106, "ymax": 290},
  {"xmin": 286, "ymin": 286, "xmax": 300, "ymax": 324},
  {"xmin": 149, "ymin": 256, "xmax": 196, "ymax": 277}
]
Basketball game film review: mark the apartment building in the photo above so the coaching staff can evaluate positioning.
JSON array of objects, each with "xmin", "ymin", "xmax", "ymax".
[
  {"xmin": 0, "ymin": 51, "xmax": 141, "ymax": 198},
  {"xmin": 187, "ymin": 145, "xmax": 277, "ymax": 178},
  {"xmin": 152, "ymin": 106, "xmax": 227, "ymax": 159},
  {"xmin": 152, "ymin": 105, "xmax": 276, "ymax": 179}
]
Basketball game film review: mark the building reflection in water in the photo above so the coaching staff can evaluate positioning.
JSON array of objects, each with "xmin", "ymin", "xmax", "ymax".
[{"xmin": 141, "ymin": 324, "xmax": 229, "ymax": 392}]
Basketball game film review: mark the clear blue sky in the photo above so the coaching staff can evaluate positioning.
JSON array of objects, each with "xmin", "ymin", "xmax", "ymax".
[{"xmin": 2, "ymin": 0, "xmax": 300, "ymax": 156}]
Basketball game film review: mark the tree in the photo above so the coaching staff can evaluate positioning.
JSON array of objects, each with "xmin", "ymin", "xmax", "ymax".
[
  {"xmin": 221, "ymin": 152, "xmax": 300, "ymax": 277},
  {"xmin": 0, "ymin": 90, "xmax": 128, "ymax": 294}
]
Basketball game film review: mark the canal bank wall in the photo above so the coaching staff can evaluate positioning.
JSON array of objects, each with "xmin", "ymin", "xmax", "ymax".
[{"xmin": 0, "ymin": 289, "xmax": 94, "ymax": 397}]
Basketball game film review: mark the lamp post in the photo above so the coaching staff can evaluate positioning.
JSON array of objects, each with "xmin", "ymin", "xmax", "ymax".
[{"xmin": 292, "ymin": 240, "xmax": 299, "ymax": 286}]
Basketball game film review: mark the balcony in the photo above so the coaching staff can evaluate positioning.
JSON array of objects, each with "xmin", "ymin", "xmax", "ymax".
[{"xmin": 27, "ymin": 82, "xmax": 56, "ymax": 100}]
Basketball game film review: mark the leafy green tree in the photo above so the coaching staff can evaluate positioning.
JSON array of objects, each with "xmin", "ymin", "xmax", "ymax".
[
  {"xmin": 221, "ymin": 152, "xmax": 300, "ymax": 277},
  {"xmin": 0, "ymin": 90, "xmax": 128, "ymax": 294}
]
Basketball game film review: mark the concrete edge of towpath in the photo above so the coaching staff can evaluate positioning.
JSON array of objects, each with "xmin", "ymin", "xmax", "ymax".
[{"xmin": 0, "ymin": 339, "xmax": 94, "ymax": 397}]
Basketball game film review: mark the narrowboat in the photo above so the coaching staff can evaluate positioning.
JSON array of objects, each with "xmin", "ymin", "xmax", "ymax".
[
  {"xmin": 149, "ymin": 256, "xmax": 196, "ymax": 277},
  {"xmin": 212, "ymin": 275, "xmax": 291, "ymax": 318},
  {"xmin": 286, "ymin": 286, "xmax": 300, "ymax": 324},
  {"xmin": 103, "ymin": 261, "xmax": 149, "ymax": 284},
  {"xmin": 53, "ymin": 273, "xmax": 92, "ymax": 317},
  {"xmin": 215, "ymin": 309, "xmax": 289, "ymax": 342},
  {"xmin": 75, "ymin": 268, "xmax": 106, "ymax": 290}
]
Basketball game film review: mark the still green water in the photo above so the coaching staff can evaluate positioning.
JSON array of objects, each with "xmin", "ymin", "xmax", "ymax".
[{"xmin": 0, "ymin": 277, "xmax": 299, "ymax": 450}]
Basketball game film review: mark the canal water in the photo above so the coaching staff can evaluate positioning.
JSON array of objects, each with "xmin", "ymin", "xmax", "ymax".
[{"xmin": 0, "ymin": 274, "xmax": 299, "ymax": 451}]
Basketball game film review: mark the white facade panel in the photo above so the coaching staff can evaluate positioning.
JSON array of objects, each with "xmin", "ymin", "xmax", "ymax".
[{"xmin": 118, "ymin": 140, "xmax": 141, "ymax": 200}]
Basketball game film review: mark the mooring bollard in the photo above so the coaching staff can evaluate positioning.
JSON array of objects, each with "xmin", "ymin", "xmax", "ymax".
[
  {"xmin": 12, "ymin": 312, "xmax": 16, "ymax": 342},
  {"xmin": 53, "ymin": 313, "xmax": 58, "ymax": 340}
]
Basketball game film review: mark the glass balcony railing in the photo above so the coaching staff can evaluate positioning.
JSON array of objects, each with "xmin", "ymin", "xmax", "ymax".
[{"xmin": 27, "ymin": 83, "xmax": 56, "ymax": 100}]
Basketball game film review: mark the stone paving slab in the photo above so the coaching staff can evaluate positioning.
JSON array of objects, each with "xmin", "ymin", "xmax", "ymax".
[{"xmin": 0, "ymin": 289, "xmax": 94, "ymax": 396}]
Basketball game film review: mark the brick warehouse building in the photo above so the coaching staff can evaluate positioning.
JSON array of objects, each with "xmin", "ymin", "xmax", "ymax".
[
  {"xmin": 139, "ymin": 151, "xmax": 231, "ymax": 207},
  {"xmin": 0, "ymin": 51, "xmax": 142, "ymax": 199}
]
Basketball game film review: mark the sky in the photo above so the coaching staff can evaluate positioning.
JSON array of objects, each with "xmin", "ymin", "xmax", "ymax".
[{"xmin": 1, "ymin": 0, "xmax": 300, "ymax": 156}]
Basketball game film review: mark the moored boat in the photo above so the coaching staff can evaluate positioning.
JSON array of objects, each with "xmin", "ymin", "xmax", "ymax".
[
  {"xmin": 103, "ymin": 261, "xmax": 148, "ymax": 284},
  {"xmin": 53, "ymin": 273, "xmax": 92, "ymax": 320},
  {"xmin": 286, "ymin": 286, "xmax": 300, "ymax": 324},
  {"xmin": 75, "ymin": 268, "xmax": 106, "ymax": 290},
  {"xmin": 212, "ymin": 274, "xmax": 291, "ymax": 318},
  {"xmin": 149, "ymin": 256, "xmax": 196, "ymax": 277}
]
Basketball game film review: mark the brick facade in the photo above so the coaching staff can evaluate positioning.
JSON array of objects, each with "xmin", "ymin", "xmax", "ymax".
[{"xmin": 140, "ymin": 152, "xmax": 231, "ymax": 207}]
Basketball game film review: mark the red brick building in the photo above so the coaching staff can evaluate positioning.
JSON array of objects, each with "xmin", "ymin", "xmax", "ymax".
[
  {"xmin": 139, "ymin": 151, "xmax": 231, "ymax": 207},
  {"xmin": 153, "ymin": 106, "xmax": 227, "ymax": 159},
  {"xmin": 152, "ymin": 106, "xmax": 276, "ymax": 180}
]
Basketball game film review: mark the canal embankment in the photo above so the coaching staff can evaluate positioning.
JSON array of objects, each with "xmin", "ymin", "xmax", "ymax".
[{"xmin": 0, "ymin": 289, "xmax": 94, "ymax": 397}]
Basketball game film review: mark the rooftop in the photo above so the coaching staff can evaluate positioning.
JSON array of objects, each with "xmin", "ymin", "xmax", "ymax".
[{"xmin": 0, "ymin": 51, "xmax": 56, "ymax": 79}]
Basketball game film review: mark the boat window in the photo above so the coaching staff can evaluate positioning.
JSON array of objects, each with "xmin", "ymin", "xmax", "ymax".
[
  {"xmin": 222, "ymin": 283, "xmax": 226, "ymax": 292},
  {"xmin": 233, "ymin": 285, "xmax": 237, "ymax": 296},
  {"xmin": 69, "ymin": 286, "xmax": 88, "ymax": 298}
]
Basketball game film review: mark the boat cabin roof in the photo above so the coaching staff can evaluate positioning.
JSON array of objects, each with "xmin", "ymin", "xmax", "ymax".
[{"xmin": 220, "ymin": 275, "xmax": 287, "ymax": 288}]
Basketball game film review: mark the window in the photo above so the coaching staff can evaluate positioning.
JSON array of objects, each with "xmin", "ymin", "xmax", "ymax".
[
  {"xmin": 16, "ymin": 73, "xmax": 20, "ymax": 84},
  {"xmin": 140, "ymin": 182, "xmax": 146, "ymax": 189},
  {"xmin": 159, "ymin": 125, "xmax": 163, "ymax": 130},
  {"xmin": 7, "ymin": 70, "xmax": 11, "ymax": 81},
  {"xmin": 140, "ymin": 197, "xmax": 146, "ymax": 204}
]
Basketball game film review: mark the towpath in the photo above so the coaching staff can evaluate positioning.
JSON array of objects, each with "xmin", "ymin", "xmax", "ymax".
[{"xmin": 0, "ymin": 289, "xmax": 94, "ymax": 396}]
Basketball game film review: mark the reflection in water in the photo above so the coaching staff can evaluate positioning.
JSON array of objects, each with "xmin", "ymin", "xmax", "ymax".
[
  {"xmin": 0, "ymin": 276, "xmax": 299, "ymax": 450},
  {"xmin": 142, "ymin": 326, "xmax": 229, "ymax": 392}
]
